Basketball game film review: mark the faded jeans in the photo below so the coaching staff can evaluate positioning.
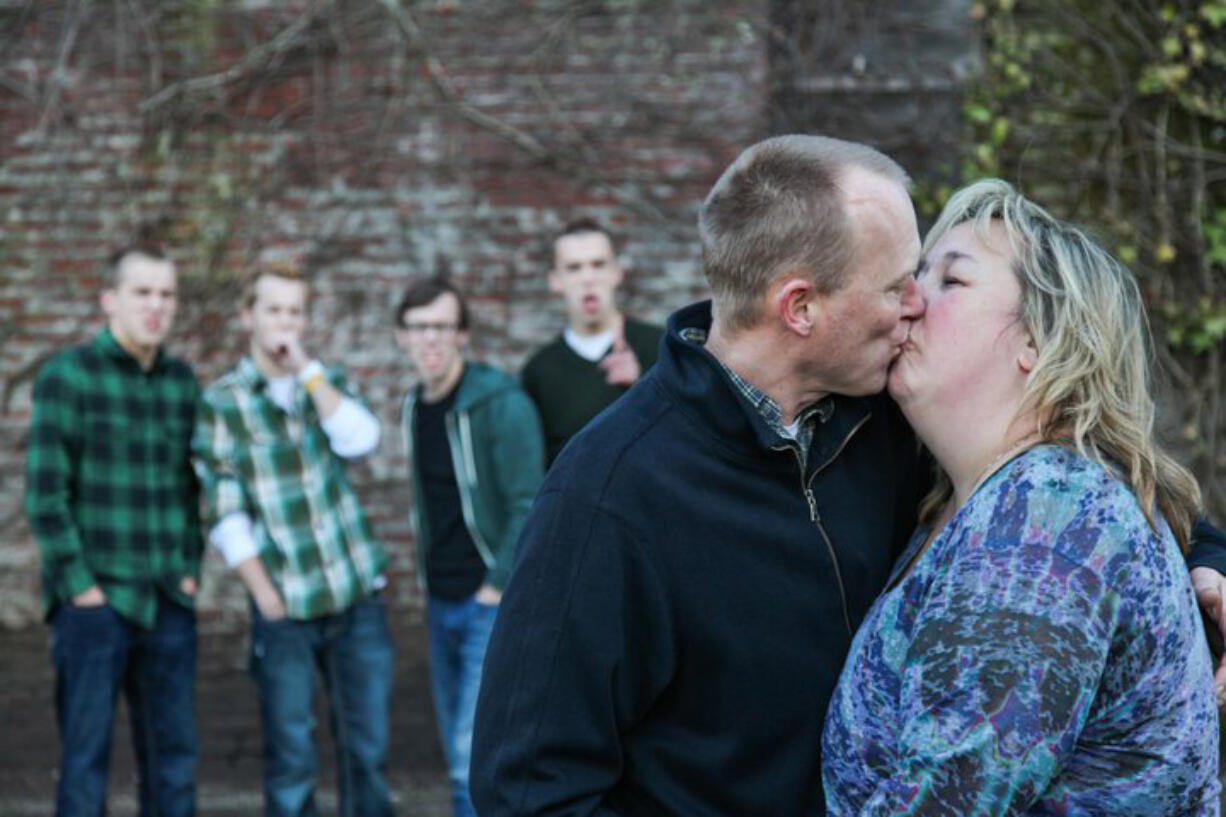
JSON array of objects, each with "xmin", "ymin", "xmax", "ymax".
[
  {"xmin": 426, "ymin": 595, "xmax": 498, "ymax": 817},
  {"xmin": 249, "ymin": 594, "xmax": 395, "ymax": 817}
]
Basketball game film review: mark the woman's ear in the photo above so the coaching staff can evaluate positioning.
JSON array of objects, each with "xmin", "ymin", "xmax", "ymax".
[{"xmin": 1017, "ymin": 334, "xmax": 1038, "ymax": 374}]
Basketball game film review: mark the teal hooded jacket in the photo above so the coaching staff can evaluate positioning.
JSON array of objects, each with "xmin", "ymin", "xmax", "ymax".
[{"xmin": 401, "ymin": 362, "xmax": 545, "ymax": 592}]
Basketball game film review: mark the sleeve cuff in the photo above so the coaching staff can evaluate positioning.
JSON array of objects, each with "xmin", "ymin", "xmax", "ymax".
[
  {"xmin": 1188, "ymin": 516, "xmax": 1226, "ymax": 574},
  {"xmin": 297, "ymin": 360, "xmax": 326, "ymax": 384},
  {"xmin": 320, "ymin": 398, "xmax": 381, "ymax": 458},
  {"xmin": 1189, "ymin": 541, "xmax": 1226, "ymax": 575},
  {"xmin": 209, "ymin": 512, "xmax": 260, "ymax": 568},
  {"xmin": 487, "ymin": 564, "xmax": 510, "ymax": 592},
  {"xmin": 57, "ymin": 559, "xmax": 97, "ymax": 600}
]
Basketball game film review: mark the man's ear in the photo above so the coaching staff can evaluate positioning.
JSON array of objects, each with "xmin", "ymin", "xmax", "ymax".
[
  {"xmin": 547, "ymin": 271, "xmax": 562, "ymax": 295},
  {"xmin": 241, "ymin": 308, "xmax": 254, "ymax": 333},
  {"xmin": 776, "ymin": 276, "xmax": 816, "ymax": 337},
  {"xmin": 99, "ymin": 289, "xmax": 115, "ymax": 318}
]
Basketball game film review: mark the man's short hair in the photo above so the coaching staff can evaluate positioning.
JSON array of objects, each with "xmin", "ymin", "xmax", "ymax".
[
  {"xmin": 108, "ymin": 243, "xmax": 170, "ymax": 287},
  {"xmin": 551, "ymin": 218, "xmax": 616, "ymax": 267},
  {"xmin": 243, "ymin": 259, "xmax": 310, "ymax": 309},
  {"xmin": 394, "ymin": 275, "xmax": 470, "ymax": 331},
  {"xmin": 698, "ymin": 134, "xmax": 909, "ymax": 331}
]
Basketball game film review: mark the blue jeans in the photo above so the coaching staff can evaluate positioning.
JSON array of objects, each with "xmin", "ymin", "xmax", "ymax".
[
  {"xmin": 51, "ymin": 594, "xmax": 198, "ymax": 817},
  {"xmin": 426, "ymin": 595, "xmax": 498, "ymax": 817},
  {"xmin": 249, "ymin": 594, "xmax": 395, "ymax": 817}
]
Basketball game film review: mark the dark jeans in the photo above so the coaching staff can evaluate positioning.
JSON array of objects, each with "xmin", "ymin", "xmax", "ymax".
[
  {"xmin": 426, "ymin": 595, "xmax": 498, "ymax": 817},
  {"xmin": 51, "ymin": 594, "xmax": 198, "ymax": 817},
  {"xmin": 249, "ymin": 594, "xmax": 395, "ymax": 817}
]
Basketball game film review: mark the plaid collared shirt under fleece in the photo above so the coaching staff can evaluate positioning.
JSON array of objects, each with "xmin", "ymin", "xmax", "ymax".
[
  {"xmin": 25, "ymin": 329, "xmax": 203, "ymax": 629},
  {"xmin": 192, "ymin": 357, "xmax": 387, "ymax": 619},
  {"xmin": 679, "ymin": 325, "xmax": 832, "ymax": 466}
]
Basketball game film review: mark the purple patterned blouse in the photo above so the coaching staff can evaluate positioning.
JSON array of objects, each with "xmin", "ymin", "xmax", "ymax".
[{"xmin": 823, "ymin": 444, "xmax": 1220, "ymax": 816}]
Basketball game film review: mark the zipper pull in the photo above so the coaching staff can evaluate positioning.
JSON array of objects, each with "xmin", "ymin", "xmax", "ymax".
[{"xmin": 804, "ymin": 488, "xmax": 818, "ymax": 522}]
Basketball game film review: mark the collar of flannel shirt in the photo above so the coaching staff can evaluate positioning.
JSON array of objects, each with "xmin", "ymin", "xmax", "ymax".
[
  {"xmin": 679, "ymin": 325, "xmax": 834, "ymax": 460},
  {"xmin": 235, "ymin": 355, "xmax": 269, "ymax": 389},
  {"xmin": 96, "ymin": 327, "xmax": 170, "ymax": 373},
  {"xmin": 234, "ymin": 356, "xmax": 312, "ymax": 417}
]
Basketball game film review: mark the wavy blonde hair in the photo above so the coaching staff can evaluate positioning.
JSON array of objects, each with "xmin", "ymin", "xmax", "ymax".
[{"xmin": 918, "ymin": 179, "xmax": 1201, "ymax": 550}]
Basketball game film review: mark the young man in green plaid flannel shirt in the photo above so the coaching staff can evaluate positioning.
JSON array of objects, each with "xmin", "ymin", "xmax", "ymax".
[
  {"xmin": 26, "ymin": 244, "xmax": 201, "ymax": 817},
  {"xmin": 192, "ymin": 263, "xmax": 394, "ymax": 817}
]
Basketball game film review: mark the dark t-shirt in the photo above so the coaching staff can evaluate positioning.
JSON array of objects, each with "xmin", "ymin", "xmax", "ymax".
[{"xmin": 415, "ymin": 383, "xmax": 485, "ymax": 599}]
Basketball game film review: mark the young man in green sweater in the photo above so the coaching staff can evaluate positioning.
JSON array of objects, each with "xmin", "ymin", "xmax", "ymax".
[{"xmin": 521, "ymin": 218, "xmax": 664, "ymax": 466}]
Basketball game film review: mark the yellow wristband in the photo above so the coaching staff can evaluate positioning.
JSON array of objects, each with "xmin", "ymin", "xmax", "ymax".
[{"xmin": 297, "ymin": 360, "xmax": 326, "ymax": 392}]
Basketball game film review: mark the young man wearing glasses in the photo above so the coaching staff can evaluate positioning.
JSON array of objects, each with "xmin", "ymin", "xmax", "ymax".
[{"xmin": 393, "ymin": 276, "xmax": 544, "ymax": 817}]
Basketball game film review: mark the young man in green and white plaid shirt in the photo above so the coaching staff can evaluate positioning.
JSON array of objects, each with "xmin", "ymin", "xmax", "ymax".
[
  {"xmin": 192, "ymin": 262, "xmax": 394, "ymax": 817},
  {"xmin": 26, "ymin": 244, "xmax": 201, "ymax": 817}
]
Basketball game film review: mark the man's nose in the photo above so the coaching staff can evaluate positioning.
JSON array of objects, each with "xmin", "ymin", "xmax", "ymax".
[{"xmin": 900, "ymin": 277, "xmax": 925, "ymax": 320}]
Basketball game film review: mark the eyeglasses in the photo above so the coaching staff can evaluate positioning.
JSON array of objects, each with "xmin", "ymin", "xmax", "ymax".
[{"xmin": 400, "ymin": 322, "xmax": 460, "ymax": 335}]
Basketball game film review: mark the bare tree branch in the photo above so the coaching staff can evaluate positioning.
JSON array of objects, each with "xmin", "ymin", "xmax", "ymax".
[
  {"xmin": 0, "ymin": 72, "xmax": 38, "ymax": 102},
  {"xmin": 138, "ymin": 3, "xmax": 327, "ymax": 113},
  {"xmin": 32, "ymin": 0, "xmax": 88, "ymax": 138},
  {"xmin": 122, "ymin": 0, "xmax": 164, "ymax": 92},
  {"xmin": 379, "ymin": 0, "xmax": 551, "ymax": 158},
  {"xmin": 376, "ymin": 0, "xmax": 683, "ymax": 230}
]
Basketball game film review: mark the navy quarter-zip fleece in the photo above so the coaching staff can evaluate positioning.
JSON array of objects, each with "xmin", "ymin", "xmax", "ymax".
[{"xmin": 472, "ymin": 301, "xmax": 925, "ymax": 817}]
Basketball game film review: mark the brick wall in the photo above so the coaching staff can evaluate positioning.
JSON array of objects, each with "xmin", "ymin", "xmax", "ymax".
[{"xmin": 0, "ymin": 0, "xmax": 768, "ymax": 627}]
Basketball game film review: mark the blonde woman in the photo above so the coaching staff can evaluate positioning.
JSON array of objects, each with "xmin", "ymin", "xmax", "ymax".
[{"xmin": 822, "ymin": 180, "xmax": 1220, "ymax": 815}]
